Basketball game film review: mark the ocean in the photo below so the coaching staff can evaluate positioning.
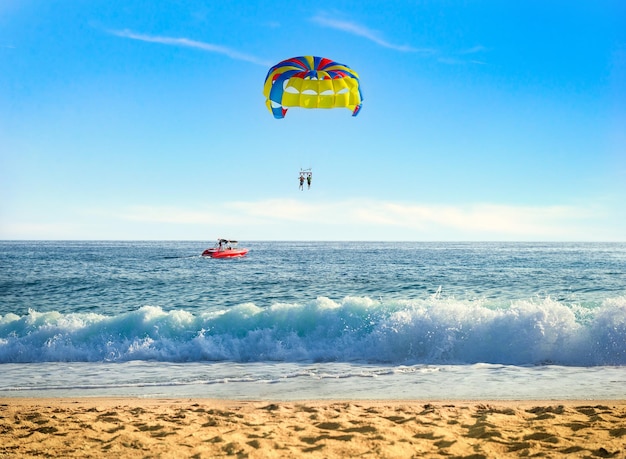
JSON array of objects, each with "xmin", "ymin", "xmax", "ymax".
[{"xmin": 1, "ymin": 241, "xmax": 625, "ymax": 400}]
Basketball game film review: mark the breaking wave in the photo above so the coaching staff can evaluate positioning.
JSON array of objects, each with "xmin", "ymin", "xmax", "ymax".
[{"xmin": 1, "ymin": 296, "xmax": 625, "ymax": 366}]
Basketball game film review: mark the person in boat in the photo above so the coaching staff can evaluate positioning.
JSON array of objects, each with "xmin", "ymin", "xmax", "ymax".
[
  {"xmin": 299, "ymin": 173, "xmax": 304, "ymax": 190},
  {"xmin": 307, "ymin": 172, "xmax": 312, "ymax": 189}
]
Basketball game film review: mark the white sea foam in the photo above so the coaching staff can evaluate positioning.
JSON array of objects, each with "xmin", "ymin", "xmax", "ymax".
[{"xmin": 1, "ymin": 361, "xmax": 624, "ymax": 400}]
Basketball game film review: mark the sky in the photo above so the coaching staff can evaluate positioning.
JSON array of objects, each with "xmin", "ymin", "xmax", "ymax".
[{"xmin": 1, "ymin": 1, "xmax": 625, "ymax": 241}]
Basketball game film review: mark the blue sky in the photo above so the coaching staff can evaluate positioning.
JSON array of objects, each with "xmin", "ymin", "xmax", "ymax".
[{"xmin": 1, "ymin": 1, "xmax": 624, "ymax": 241}]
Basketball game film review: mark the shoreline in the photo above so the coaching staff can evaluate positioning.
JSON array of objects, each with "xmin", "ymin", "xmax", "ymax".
[{"xmin": 2, "ymin": 398, "xmax": 625, "ymax": 458}]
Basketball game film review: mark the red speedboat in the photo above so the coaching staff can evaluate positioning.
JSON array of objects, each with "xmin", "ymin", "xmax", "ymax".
[{"xmin": 202, "ymin": 239, "xmax": 249, "ymax": 258}]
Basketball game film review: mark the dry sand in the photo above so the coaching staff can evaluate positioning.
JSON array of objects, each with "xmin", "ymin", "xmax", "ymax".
[{"xmin": 1, "ymin": 398, "xmax": 625, "ymax": 458}]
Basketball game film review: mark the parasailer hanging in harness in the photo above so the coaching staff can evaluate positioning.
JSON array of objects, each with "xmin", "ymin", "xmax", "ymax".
[{"xmin": 299, "ymin": 168, "xmax": 312, "ymax": 190}]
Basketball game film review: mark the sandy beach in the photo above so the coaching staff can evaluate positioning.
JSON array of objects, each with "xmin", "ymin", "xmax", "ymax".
[{"xmin": 0, "ymin": 398, "xmax": 624, "ymax": 458}]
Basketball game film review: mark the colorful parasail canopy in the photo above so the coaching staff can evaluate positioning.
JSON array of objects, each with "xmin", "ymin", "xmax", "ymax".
[{"xmin": 263, "ymin": 56, "xmax": 363, "ymax": 119}]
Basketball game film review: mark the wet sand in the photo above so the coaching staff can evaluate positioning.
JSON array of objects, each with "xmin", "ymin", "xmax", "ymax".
[{"xmin": 1, "ymin": 398, "xmax": 625, "ymax": 458}]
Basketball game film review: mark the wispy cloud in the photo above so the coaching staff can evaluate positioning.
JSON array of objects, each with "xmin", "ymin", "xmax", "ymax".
[
  {"xmin": 460, "ymin": 45, "xmax": 488, "ymax": 55},
  {"xmin": 311, "ymin": 14, "xmax": 432, "ymax": 54},
  {"xmin": 438, "ymin": 45, "xmax": 488, "ymax": 65},
  {"xmin": 232, "ymin": 199, "xmax": 596, "ymax": 238},
  {"xmin": 3, "ymin": 198, "xmax": 617, "ymax": 240},
  {"xmin": 437, "ymin": 56, "xmax": 486, "ymax": 65},
  {"xmin": 108, "ymin": 29, "xmax": 271, "ymax": 67},
  {"xmin": 97, "ymin": 199, "xmax": 610, "ymax": 241}
]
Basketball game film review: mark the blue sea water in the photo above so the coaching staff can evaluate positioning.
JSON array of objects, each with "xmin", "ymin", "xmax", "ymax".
[{"xmin": 1, "ymin": 241, "xmax": 625, "ymax": 400}]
